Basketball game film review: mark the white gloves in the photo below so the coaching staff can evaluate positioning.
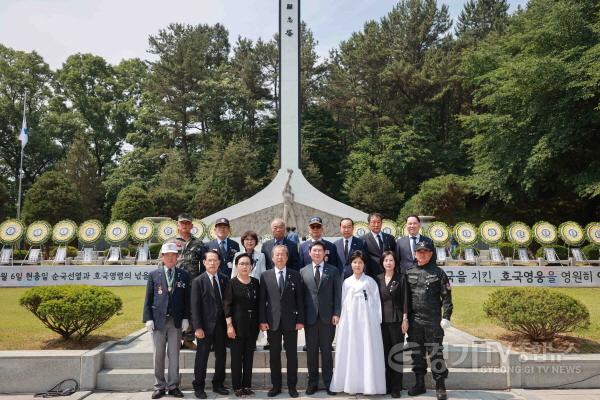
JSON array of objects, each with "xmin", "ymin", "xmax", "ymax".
[
  {"xmin": 440, "ymin": 319, "xmax": 451, "ymax": 330},
  {"xmin": 146, "ymin": 320, "xmax": 154, "ymax": 333},
  {"xmin": 182, "ymin": 319, "xmax": 190, "ymax": 332}
]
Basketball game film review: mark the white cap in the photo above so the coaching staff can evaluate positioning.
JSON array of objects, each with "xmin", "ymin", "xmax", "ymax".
[{"xmin": 160, "ymin": 242, "xmax": 179, "ymax": 254}]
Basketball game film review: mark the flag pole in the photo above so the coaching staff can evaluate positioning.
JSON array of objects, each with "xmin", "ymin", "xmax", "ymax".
[{"xmin": 16, "ymin": 91, "xmax": 26, "ymax": 220}]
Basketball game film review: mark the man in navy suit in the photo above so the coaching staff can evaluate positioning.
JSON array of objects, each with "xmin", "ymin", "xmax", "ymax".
[
  {"xmin": 299, "ymin": 217, "xmax": 341, "ymax": 273},
  {"xmin": 143, "ymin": 242, "xmax": 191, "ymax": 399},
  {"xmin": 300, "ymin": 241, "xmax": 342, "ymax": 395},
  {"xmin": 259, "ymin": 245, "xmax": 305, "ymax": 398},
  {"xmin": 262, "ymin": 218, "xmax": 300, "ymax": 271},
  {"xmin": 207, "ymin": 218, "xmax": 240, "ymax": 275},
  {"xmin": 334, "ymin": 218, "xmax": 367, "ymax": 278},
  {"xmin": 191, "ymin": 250, "xmax": 230, "ymax": 399},
  {"xmin": 396, "ymin": 215, "xmax": 436, "ymax": 273},
  {"xmin": 362, "ymin": 212, "xmax": 397, "ymax": 277}
]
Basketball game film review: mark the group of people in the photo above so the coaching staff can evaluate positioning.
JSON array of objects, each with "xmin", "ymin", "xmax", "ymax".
[{"xmin": 143, "ymin": 213, "xmax": 453, "ymax": 400}]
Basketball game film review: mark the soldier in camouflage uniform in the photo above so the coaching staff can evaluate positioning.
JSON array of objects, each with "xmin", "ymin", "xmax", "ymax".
[
  {"xmin": 405, "ymin": 241, "xmax": 453, "ymax": 400},
  {"xmin": 170, "ymin": 213, "xmax": 207, "ymax": 350}
]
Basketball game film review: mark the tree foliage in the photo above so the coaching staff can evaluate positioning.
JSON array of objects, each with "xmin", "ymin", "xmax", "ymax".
[
  {"xmin": 21, "ymin": 171, "xmax": 83, "ymax": 224},
  {"xmin": 111, "ymin": 184, "xmax": 155, "ymax": 223}
]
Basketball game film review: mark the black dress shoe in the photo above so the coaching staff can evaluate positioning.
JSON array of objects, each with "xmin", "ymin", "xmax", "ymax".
[
  {"xmin": 234, "ymin": 389, "xmax": 245, "ymax": 397},
  {"xmin": 263, "ymin": 344, "xmax": 270, "ymax": 350},
  {"xmin": 152, "ymin": 389, "xmax": 165, "ymax": 399},
  {"xmin": 391, "ymin": 390, "xmax": 401, "ymax": 398},
  {"xmin": 305, "ymin": 386, "xmax": 318, "ymax": 395},
  {"xmin": 243, "ymin": 388, "xmax": 254, "ymax": 395},
  {"xmin": 213, "ymin": 386, "xmax": 230, "ymax": 395},
  {"xmin": 288, "ymin": 387, "xmax": 299, "ymax": 398},
  {"xmin": 267, "ymin": 387, "xmax": 281, "ymax": 397},
  {"xmin": 168, "ymin": 388, "xmax": 184, "ymax": 398},
  {"xmin": 327, "ymin": 390, "xmax": 337, "ymax": 396},
  {"xmin": 194, "ymin": 390, "xmax": 207, "ymax": 399}
]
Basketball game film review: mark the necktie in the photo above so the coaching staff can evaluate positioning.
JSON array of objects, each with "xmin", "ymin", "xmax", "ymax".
[
  {"xmin": 314, "ymin": 264, "xmax": 321, "ymax": 287},
  {"xmin": 278, "ymin": 271, "xmax": 285, "ymax": 295},
  {"xmin": 212, "ymin": 275, "xmax": 222, "ymax": 305},
  {"xmin": 411, "ymin": 237, "xmax": 417, "ymax": 256},
  {"xmin": 377, "ymin": 234, "xmax": 384, "ymax": 251},
  {"xmin": 344, "ymin": 239, "xmax": 349, "ymax": 261},
  {"xmin": 219, "ymin": 240, "xmax": 226, "ymax": 256},
  {"xmin": 167, "ymin": 268, "xmax": 173, "ymax": 292}
]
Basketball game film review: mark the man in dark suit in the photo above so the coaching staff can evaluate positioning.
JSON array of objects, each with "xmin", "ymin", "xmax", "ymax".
[
  {"xmin": 207, "ymin": 217, "xmax": 240, "ymax": 275},
  {"xmin": 396, "ymin": 215, "xmax": 436, "ymax": 273},
  {"xmin": 334, "ymin": 217, "xmax": 368, "ymax": 278},
  {"xmin": 259, "ymin": 244, "xmax": 305, "ymax": 398},
  {"xmin": 362, "ymin": 212, "xmax": 397, "ymax": 277},
  {"xmin": 262, "ymin": 218, "xmax": 300, "ymax": 271},
  {"xmin": 143, "ymin": 242, "xmax": 191, "ymax": 399},
  {"xmin": 299, "ymin": 217, "xmax": 341, "ymax": 273},
  {"xmin": 300, "ymin": 241, "xmax": 342, "ymax": 395},
  {"xmin": 191, "ymin": 250, "xmax": 230, "ymax": 399}
]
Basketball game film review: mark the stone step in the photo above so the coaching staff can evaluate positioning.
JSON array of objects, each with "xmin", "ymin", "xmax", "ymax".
[
  {"xmin": 96, "ymin": 367, "xmax": 508, "ymax": 391},
  {"xmin": 104, "ymin": 346, "xmax": 501, "ymax": 370}
]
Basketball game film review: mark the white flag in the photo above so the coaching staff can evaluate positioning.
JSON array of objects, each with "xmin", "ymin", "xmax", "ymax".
[{"xmin": 18, "ymin": 114, "xmax": 28, "ymax": 148}]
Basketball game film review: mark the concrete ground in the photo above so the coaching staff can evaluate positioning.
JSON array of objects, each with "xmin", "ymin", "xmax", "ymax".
[{"xmin": 3, "ymin": 389, "xmax": 600, "ymax": 400}]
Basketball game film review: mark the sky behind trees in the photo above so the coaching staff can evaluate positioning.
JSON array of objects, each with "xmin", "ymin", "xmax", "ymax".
[{"xmin": 1, "ymin": 0, "xmax": 526, "ymax": 68}]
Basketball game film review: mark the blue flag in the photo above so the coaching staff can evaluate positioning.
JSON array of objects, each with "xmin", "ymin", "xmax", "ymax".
[{"xmin": 18, "ymin": 114, "xmax": 28, "ymax": 148}]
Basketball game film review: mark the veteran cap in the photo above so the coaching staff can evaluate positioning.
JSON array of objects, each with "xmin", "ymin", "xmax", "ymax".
[
  {"xmin": 160, "ymin": 242, "xmax": 179, "ymax": 254},
  {"xmin": 177, "ymin": 213, "xmax": 193, "ymax": 222},
  {"xmin": 415, "ymin": 241, "xmax": 434, "ymax": 252},
  {"xmin": 215, "ymin": 217, "xmax": 230, "ymax": 226},
  {"xmin": 308, "ymin": 216, "xmax": 323, "ymax": 226}
]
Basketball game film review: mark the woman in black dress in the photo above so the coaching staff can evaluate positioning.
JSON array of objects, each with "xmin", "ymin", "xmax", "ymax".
[
  {"xmin": 377, "ymin": 250, "xmax": 408, "ymax": 398},
  {"xmin": 223, "ymin": 253, "xmax": 260, "ymax": 396}
]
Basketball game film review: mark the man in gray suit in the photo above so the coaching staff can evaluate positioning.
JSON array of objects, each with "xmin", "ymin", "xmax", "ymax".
[
  {"xmin": 396, "ymin": 215, "xmax": 436, "ymax": 273},
  {"xmin": 143, "ymin": 242, "xmax": 191, "ymax": 399},
  {"xmin": 300, "ymin": 241, "xmax": 342, "ymax": 395}
]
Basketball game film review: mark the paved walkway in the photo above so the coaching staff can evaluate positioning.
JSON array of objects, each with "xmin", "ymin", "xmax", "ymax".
[{"xmin": 4, "ymin": 389, "xmax": 600, "ymax": 400}]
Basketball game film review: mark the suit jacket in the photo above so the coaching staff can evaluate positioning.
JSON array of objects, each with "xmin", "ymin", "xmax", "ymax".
[
  {"xmin": 223, "ymin": 276, "xmax": 260, "ymax": 338},
  {"xmin": 191, "ymin": 271, "xmax": 230, "ymax": 335},
  {"xmin": 334, "ymin": 236, "xmax": 367, "ymax": 278},
  {"xmin": 376, "ymin": 272, "xmax": 408, "ymax": 323},
  {"xmin": 143, "ymin": 266, "xmax": 191, "ymax": 330},
  {"xmin": 261, "ymin": 237, "xmax": 300, "ymax": 271},
  {"xmin": 396, "ymin": 235, "xmax": 436, "ymax": 273},
  {"xmin": 259, "ymin": 267, "xmax": 305, "ymax": 332},
  {"xmin": 300, "ymin": 263, "xmax": 342, "ymax": 326},
  {"xmin": 207, "ymin": 238, "xmax": 240, "ymax": 275},
  {"xmin": 299, "ymin": 239, "xmax": 341, "ymax": 274},
  {"xmin": 362, "ymin": 231, "xmax": 397, "ymax": 277}
]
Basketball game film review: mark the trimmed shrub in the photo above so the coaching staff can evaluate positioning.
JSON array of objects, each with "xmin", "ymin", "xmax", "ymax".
[
  {"xmin": 483, "ymin": 287, "xmax": 590, "ymax": 341},
  {"xmin": 111, "ymin": 185, "xmax": 155, "ymax": 223},
  {"xmin": 149, "ymin": 243, "xmax": 162, "ymax": 259},
  {"xmin": 49, "ymin": 246, "xmax": 79, "ymax": 258},
  {"xmin": 534, "ymin": 244, "xmax": 568, "ymax": 260},
  {"xmin": 20, "ymin": 285, "xmax": 123, "ymax": 340},
  {"xmin": 582, "ymin": 244, "xmax": 599, "ymax": 260}
]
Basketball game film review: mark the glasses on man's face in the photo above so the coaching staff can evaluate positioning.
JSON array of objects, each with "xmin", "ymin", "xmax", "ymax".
[{"xmin": 309, "ymin": 225, "xmax": 322, "ymax": 229}]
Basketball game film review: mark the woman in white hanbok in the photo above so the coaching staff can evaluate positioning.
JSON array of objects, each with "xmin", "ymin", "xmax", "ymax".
[{"xmin": 330, "ymin": 250, "xmax": 386, "ymax": 395}]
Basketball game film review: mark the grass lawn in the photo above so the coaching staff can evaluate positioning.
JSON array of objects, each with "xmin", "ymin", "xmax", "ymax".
[
  {"xmin": 0, "ymin": 286, "xmax": 146, "ymax": 350},
  {"xmin": 1, "ymin": 285, "xmax": 599, "ymax": 352},
  {"xmin": 451, "ymin": 287, "xmax": 600, "ymax": 353}
]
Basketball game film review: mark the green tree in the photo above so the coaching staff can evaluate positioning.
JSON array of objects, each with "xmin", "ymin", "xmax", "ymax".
[
  {"xmin": 455, "ymin": 0, "xmax": 510, "ymax": 40},
  {"xmin": 111, "ymin": 185, "xmax": 155, "ymax": 223},
  {"xmin": 347, "ymin": 169, "xmax": 404, "ymax": 218},
  {"xmin": 21, "ymin": 171, "xmax": 83, "ymax": 224},
  {"xmin": 56, "ymin": 136, "xmax": 104, "ymax": 220},
  {"xmin": 460, "ymin": 0, "xmax": 600, "ymax": 216},
  {"xmin": 149, "ymin": 188, "xmax": 188, "ymax": 219},
  {"xmin": 56, "ymin": 54, "xmax": 138, "ymax": 177},
  {"xmin": 146, "ymin": 23, "xmax": 230, "ymax": 176},
  {"xmin": 399, "ymin": 174, "xmax": 472, "ymax": 223}
]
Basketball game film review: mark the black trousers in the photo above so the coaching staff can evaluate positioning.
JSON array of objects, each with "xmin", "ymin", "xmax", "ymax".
[
  {"xmin": 267, "ymin": 328, "xmax": 298, "ymax": 388},
  {"xmin": 193, "ymin": 319, "xmax": 227, "ymax": 390},
  {"xmin": 305, "ymin": 319, "xmax": 335, "ymax": 388},
  {"xmin": 230, "ymin": 333, "xmax": 258, "ymax": 390},
  {"xmin": 381, "ymin": 322, "xmax": 405, "ymax": 392},
  {"xmin": 406, "ymin": 322, "xmax": 448, "ymax": 381}
]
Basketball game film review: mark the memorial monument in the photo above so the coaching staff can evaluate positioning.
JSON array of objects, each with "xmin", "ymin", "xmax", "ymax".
[{"xmin": 202, "ymin": 0, "xmax": 367, "ymax": 235}]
